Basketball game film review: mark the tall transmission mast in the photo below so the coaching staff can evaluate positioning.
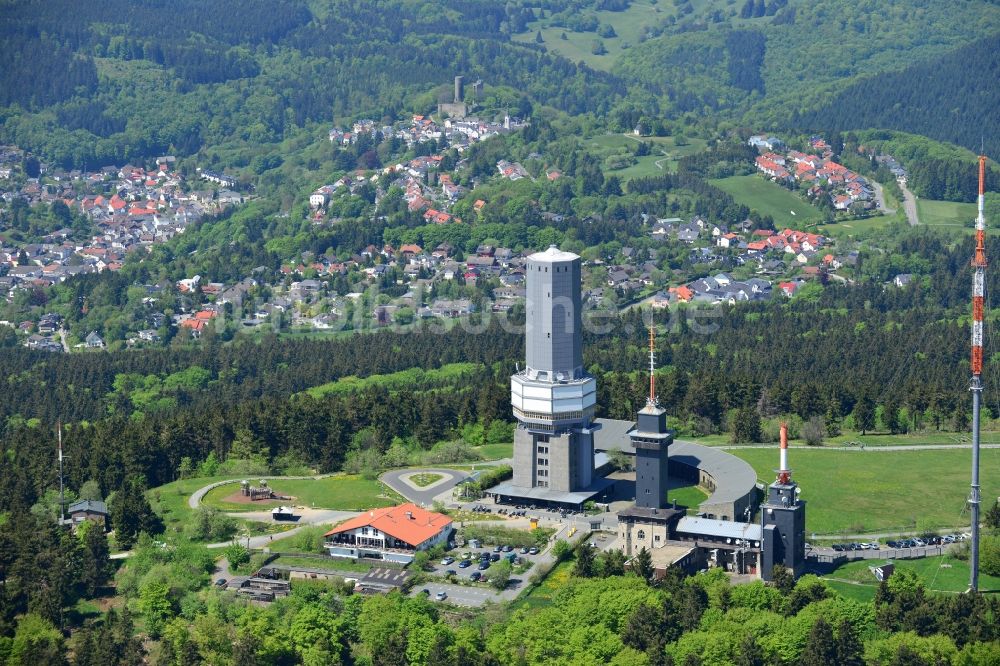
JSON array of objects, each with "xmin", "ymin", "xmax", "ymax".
[
  {"xmin": 969, "ymin": 154, "xmax": 987, "ymax": 593},
  {"xmin": 57, "ymin": 420, "xmax": 66, "ymax": 526},
  {"xmin": 648, "ymin": 324, "xmax": 657, "ymax": 405}
]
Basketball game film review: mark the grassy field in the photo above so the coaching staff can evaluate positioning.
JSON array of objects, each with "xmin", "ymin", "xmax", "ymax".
[
  {"xmin": 584, "ymin": 133, "xmax": 707, "ymax": 180},
  {"xmin": 817, "ymin": 214, "xmax": 900, "ymax": 239},
  {"xmin": 917, "ymin": 198, "xmax": 977, "ymax": 228},
  {"xmin": 148, "ymin": 475, "xmax": 237, "ymax": 532},
  {"xmin": 475, "ymin": 442, "xmax": 513, "ymax": 460},
  {"xmin": 710, "ymin": 175, "xmax": 826, "ymax": 227},
  {"xmin": 202, "ymin": 475, "xmax": 403, "ymax": 512},
  {"xmin": 512, "ymin": 0, "xmax": 666, "ymax": 71},
  {"xmin": 691, "ymin": 429, "xmax": 1000, "ymax": 448},
  {"xmin": 822, "ymin": 554, "xmax": 1000, "ymax": 602},
  {"xmin": 727, "ymin": 447, "xmax": 1000, "ymax": 536}
]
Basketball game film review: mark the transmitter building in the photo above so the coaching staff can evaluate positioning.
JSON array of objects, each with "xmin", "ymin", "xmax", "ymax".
[{"xmin": 492, "ymin": 246, "xmax": 613, "ymax": 508}]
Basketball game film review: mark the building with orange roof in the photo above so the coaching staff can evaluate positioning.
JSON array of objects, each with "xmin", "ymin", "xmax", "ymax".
[{"xmin": 323, "ymin": 503, "xmax": 453, "ymax": 563}]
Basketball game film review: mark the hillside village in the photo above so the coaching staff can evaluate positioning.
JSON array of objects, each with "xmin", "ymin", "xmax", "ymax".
[
  {"xmin": 0, "ymin": 123, "xmax": 915, "ymax": 351},
  {"xmin": 750, "ymin": 133, "xmax": 907, "ymax": 214}
]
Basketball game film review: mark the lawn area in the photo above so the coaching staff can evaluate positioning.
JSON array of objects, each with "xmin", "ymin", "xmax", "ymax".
[
  {"xmin": 917, "ymin": 198, "xmax": 976, "ymax": 228},
  {"xmin": 148, "ymin": 475, "xmax": 237, "ymax": 531},
  {"xmin": 476, "ymin": 442, "xmax": 513, "ymax": 460},
  {"xmin": 202, "ymin": 475, "xmax": 403, "ymax": 512},
  {"xmin": 691, "ymin": 429, "xmax": 1000, "ymax": 448},
  {"xmin": 666, "ymin": 478, "xmax": 709, "ymax": 514},
  {"xmin": 710, "ymin": 175, "xmax": 825, "ymax": 227},
  {"xmin": 273, "ymin": 555, "xmax": 374, "ymax": 575},
  {"xmin": 727, "ymin": 447, "xmax": 1000, "ymax": 536},
  {"xmin": 822, "ymin": 554, "xmax": 1000, "ymax": 602}
]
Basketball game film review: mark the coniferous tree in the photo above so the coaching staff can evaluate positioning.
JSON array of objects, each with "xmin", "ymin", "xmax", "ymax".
[
  {"xmin": 79, "ymin": 522, "xmax": 110, "ymax": 597},
  {"xmin": 853, "ymin": 393, "xmax": 876, "ymax": 435},
  {"xmin": 835, "ymin": 619, "xmax": 864, "ymax": 666},
  {"xmin": 800, "ymin": 618, "xmax": 837, "ymax": 666},
  {"xmin": 109, "ymin": 476, "xmax": 162, "ymax": 550},
  {"xmin": 634, "ymin": 546, "xmax": 654, "ymax": 584}
]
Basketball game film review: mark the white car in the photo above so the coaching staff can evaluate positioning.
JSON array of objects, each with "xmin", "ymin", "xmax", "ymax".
[
  {"xmin": 441, "ymin": 556, "xmax": 454, "ymax": 565},
  {"xmin": 435, "ymin": 591, "xmax": 447, "ymax": 601}
]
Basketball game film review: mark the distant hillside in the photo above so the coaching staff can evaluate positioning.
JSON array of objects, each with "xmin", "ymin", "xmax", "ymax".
[
  {"xmin": 791, "ymin": 32, "xmax": 1000, "ymax": 158},
  {"xmin": 612, "ymin": 0, "xmax": 1000, "ymax": 125},
  {"xmin": 0, "ymin": 0, "xmax": 626, "ymax": 168}
]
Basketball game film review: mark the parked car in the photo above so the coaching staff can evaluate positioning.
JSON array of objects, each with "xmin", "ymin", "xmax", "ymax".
[
  {"xmin": 215, "ymin": 579, "xmax": 227, "ymax": 587},
  {"xmin": 502, "ymin": 545, "xmax": 513, "ymax": 552},
  {"xmin": 493, "ymin": 545, "xmax": 503, "ymax": 553},
  {"xmin": 490, "ymin": 553, "xmax": 500, "ymax": 562},
  {"xmin": 528, "ymin": 547, "xmax": 539, "ymax": 555},
  {"xmin": 470, "ymin": 571, "xmax": 482, "ymax": 581},
  {"xmin": 458, "ymin": 559, "xmax": 472, "ymax": 568},
  {"xmin": 435, "ymin": 591, "xmax": 447, "ymax": 601},
  {"xmin": 520, "ymin": 546, "xmax": 529, "ymax": 554},
  {"xmin": 441, "ymin": 556, "xmax": 455, "ymax": 565},
  {"xmin": 478, "ymin": 561, "xmax": 490, "ymax": 571}
]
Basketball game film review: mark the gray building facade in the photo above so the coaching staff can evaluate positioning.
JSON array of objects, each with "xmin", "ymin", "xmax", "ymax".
[
  {"xmin": 632, "ymin": 402, "xmax": 672, "ymax": 509},
  {"xmin": 760, "ymin": 479, "xmax": 806, "ymax": 580}
]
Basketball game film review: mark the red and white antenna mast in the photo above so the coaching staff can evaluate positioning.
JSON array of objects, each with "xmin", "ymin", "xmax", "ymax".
[
  {"xmin": 969, "ymin": 155, "xmax": 987, "ymax": 592},
  {"xmin": 777, "ymin": 422, "xmax": 791, "ymax": 485},
  {"xmin": 648, "ymin": 325, "xmax": 657, "ymax": 405}
]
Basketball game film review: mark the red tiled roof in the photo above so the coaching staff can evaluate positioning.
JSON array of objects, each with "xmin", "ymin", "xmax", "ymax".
[{"xmin": 324, "ymin": 503, "xmax": 452, "ymax": 547}]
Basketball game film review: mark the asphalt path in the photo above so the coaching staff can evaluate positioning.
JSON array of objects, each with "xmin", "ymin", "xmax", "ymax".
[
  {"xmin": 900, "ymin": 181, "xmax": 921, "ymax": 226},
  {"xmin": 380, "ymin": 468, "xmax": 470, "ymax": 506}
]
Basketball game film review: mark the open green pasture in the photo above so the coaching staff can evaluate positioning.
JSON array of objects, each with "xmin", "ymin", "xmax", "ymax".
[
  {"xmin": 201, "ymin": 475, "xmax": 402, "ymax": 512},
  {"xmin": 917, "ymin": 198, "xmax": 977, "ymax": 228},
  {"xmin": 148, "ymin": 475, "xmax": 236, "ymax": 531},
  {"xmin": 512, "ymin": 0, "xmax": 667, "ymax": 71},
  {"xmin": 727, "ymin": 447, "xmax": 1000, "ymax": 536},
  {"xmin": 822, "ymin": 554, "xmax": 1000, "ymax": 602},
  {"xmin": 817, "ymin": 214, "xmax": 900, "ymax": 239},
  {"xmin": 710, "ymin": 175, "xmax": 825, "ymax": 227},
  {"xmin": 584, "ymin": 133, "xmax": 707, "ymax": 180}
]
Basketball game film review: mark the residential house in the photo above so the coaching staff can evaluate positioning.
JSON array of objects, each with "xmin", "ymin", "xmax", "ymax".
[{"xmin": 85, "ymin": 331, "xmax": 105, "ymax": 349}]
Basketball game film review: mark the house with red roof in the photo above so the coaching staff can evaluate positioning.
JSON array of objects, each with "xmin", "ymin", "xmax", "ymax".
[{"xmin": 323, "ymin": 503, "xmax": 453, "ymax": 564}]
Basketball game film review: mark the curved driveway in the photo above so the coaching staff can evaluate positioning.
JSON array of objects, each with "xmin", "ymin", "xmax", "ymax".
[{"xmin": 380, "ymin": 468, "xmax": 471, "ymax": 506}]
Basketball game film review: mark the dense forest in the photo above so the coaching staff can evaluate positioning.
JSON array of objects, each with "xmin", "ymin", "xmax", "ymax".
[{"xmin": 795, "ymin": 33, "xmax": 1000, "ymax": 161}]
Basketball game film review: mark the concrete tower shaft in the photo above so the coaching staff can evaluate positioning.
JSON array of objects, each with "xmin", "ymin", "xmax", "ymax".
[{"xmin": 523, "ymin": 245, "xmax": 584, "ymax": 381}]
